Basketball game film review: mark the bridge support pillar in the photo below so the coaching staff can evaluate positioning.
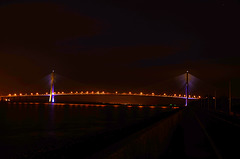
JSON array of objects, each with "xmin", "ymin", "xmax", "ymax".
[{"xmin": 49, "ymin": 70, "xmax": 55, "ymax": 103}]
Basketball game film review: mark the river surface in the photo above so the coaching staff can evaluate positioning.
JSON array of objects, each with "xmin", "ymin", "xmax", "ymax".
[{"xmin": 0, "ymin": 102, "xmax": 174, "ymax": 158}]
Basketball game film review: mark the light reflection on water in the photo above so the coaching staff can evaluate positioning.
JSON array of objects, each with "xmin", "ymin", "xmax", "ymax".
[{"xmin": 0, "ymin": 102, "xmax": 174, "ymax": 158}]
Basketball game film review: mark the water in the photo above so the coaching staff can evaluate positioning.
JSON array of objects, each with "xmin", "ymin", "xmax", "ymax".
[{"xmin": 0, "ymin": 102, "xmax": 173, "ymax": 158}]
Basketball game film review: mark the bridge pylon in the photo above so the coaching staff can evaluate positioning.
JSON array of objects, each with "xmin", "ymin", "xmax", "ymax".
[
  {"xmin": 185, "ymin": 70, "xmax": 189, "ymax": 106},
  {"xmin": 49, "ymin": 70, "xmax": 55, "ymax": 103}
]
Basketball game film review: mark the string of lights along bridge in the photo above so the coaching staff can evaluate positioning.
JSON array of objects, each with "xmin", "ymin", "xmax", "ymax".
[
  {"xmin": 6, "ymin": 91, "xmax": 201, "ymax": 99},
  {"xmin": 3, "ymin": 71, "xmax": 201, "ymax": 106}
]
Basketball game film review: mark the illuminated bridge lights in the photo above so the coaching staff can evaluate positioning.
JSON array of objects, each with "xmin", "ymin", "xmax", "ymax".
[{"xmin": 4, "ymin": 90, "xmax": 200, "ymax": 100}]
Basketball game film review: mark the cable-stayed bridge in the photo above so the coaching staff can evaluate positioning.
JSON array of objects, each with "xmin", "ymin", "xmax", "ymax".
[{"xmin": 0, "ymin": 71, "xmax": 202, "ymax": 106}]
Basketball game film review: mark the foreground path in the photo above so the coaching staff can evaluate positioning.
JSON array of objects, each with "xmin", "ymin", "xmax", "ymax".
[{"xmin": 166, "ymin": 106, "xmax": 240, "ymax": 159}]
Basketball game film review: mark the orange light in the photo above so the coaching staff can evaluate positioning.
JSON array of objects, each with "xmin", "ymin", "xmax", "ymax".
[
  {"xmin": 198, "ymin": 96, "xmax": 201, "ymax": 98},
  {"xmin": 91, "ymin": 91, "xmax": 94, "ymax": 94},
  {"xmin": 152, "ymin": 93, "xmax": 155, "ymax": 96},
  {"xmin": 129, "ymin": 92, "xmax": 132, "ymax": 95},
  {"xmin": 150, "ymin": 106, "xmax": 155, "ymax": 109},
  {"xmin": 138, "ymin": 106, "xmax": 143, "ymax": 108},
  {"xmin": 36, "ymin": 93, "xmax": 39, "ymax": 95},
  {"xmin": 31, "ymin": 93, "xmax": 33, "ymax": 95},
  {"xmin": 140, "ymin": 92, "xmax": 143, "ymax": 95},
  {"xmin": 76, "ymin": 91, "xmax": 78, "ymax": 94},
  {"xmin": 194, "ymin": 95, "xmax": 196, "ymax": 98},
  {"xmin": 71, "ymin": 91, "xmax": 73, "ymax": 94},
  {"xmin": 101, "ymin": 91, "xmax": 105, "ymax": 94},
  {"xmin": 86, "ymin": 91, "xmax": 89, "ymax": 94},
  {"xmin": 8, "ymin": 94, "xmax": 11, "ymax": 96},
  {"xmin": 14, "ymin": 93, "xmax": 17, "ymax": 96},
  {"xmin": 184, "ymin": 95, "xmax": 186, "ymax": 97},
  {"xmin": 96, "ymin": 91, "xmax": 99, "ymax": 94},
  {"xmin": 20, "ymin": 93, "xmax": 22, "ymax": 96},
  {"xmin": 174, "ymin": 94, "xmax": 176, "ymax": 96},
  {"xmin": 115, "ymin": 91, "xmax": 118, "ymax": 94},
  {"xmin": 164, "ymin": 93, "xmax": 166, "ymax": 96},
  {"xmin": 62, "ymin": 92, "xmax": 64, "ymax": 94},
  {"xmin": 179, "ymin": 94, "xmax": 181, "ymax": 97}
]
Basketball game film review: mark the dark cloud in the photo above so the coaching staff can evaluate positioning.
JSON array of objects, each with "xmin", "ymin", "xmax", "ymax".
[{"xmin": 0, "ymin": 2, "xmax": 102, "ymax": 51}]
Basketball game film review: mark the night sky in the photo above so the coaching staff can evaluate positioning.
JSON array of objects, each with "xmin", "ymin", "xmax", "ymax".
[{"xmin": 0, "ymin": 0, "xmax": 239, "ymax": 97}]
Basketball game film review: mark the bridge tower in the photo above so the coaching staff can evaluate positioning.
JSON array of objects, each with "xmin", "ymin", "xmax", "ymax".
[
  {"xmin": 49, "ymin": 70, "xmax": 55, "ymax": 103},
  {"xmin": 185, "ymin": 70, "xmax": 189, "ymax": 106}
]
